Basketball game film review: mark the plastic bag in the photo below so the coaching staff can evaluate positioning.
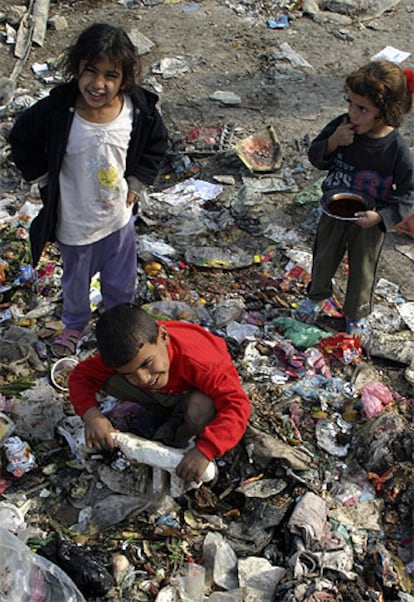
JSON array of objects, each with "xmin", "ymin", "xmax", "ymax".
[
  {"xmin": 141, "ymin": 300, "xmax": 197, "ymax": 322},
  {"xmin": 360, "ymin": 381, "xmax": 394, "ymax": 419},
  {"xmin": 273, "ymin": 317, "xmax": 330, "ymax": 349},
  {"xmin": 0, "ymin": 527, "xmax": 86, "ymax": 602},
  {"xmin": 37, "ymin": 536, "xmax": 114, "ymax": 597},
  {"xmin": 172, "ymin": 562, "xmax": 206, "ymax": 602}
]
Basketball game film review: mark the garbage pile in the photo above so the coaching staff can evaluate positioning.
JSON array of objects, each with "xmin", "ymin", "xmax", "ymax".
[
  {"xmin": 1, "ymin": 3, "xmax": 414, "ymax": 602},
  {"xmin": 1, "ymin": 131, "xmax": 414, "ymax": 602}
]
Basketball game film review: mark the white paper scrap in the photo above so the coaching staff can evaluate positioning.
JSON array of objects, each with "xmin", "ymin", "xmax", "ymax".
[{"xmin": 371, "ymin": 46, "xmax": 411, "ymax": 64}]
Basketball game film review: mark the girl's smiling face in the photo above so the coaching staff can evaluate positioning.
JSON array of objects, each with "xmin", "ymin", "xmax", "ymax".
[
  {"xmin": 116, "ymin": 326, "xmax": 171, "ymax": 390},
  {"xmin": 77, "ymin": 55, "xmax": 124, "ymax": 111}
]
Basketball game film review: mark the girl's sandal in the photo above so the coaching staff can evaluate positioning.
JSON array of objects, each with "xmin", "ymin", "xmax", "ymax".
[
  {"xmin": 51, "ymin": 327, "xmax": 86, "ymax": 358},
  {"xmin": 345, "ymin": 317, "xmax": 367, "ymax": 335},
  {"xmin": 294, "ymin": 298, "xmax": 323, "ymax": 324}
]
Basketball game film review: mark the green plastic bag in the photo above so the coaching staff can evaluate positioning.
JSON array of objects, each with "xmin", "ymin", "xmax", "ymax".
[{"xmin": 273, "ymin": 316, "xmax": 330, "ymax": 349}]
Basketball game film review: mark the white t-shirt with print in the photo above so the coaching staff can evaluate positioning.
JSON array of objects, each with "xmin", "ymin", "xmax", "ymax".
[{"xmin": 56, "ymin": 94, "xmax": 134, "ymax": 245}]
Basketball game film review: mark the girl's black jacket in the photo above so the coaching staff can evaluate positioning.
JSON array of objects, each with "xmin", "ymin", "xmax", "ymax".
[{"xmin": 9, "ymin": 80, "xmax": 168, "ymax": 266}]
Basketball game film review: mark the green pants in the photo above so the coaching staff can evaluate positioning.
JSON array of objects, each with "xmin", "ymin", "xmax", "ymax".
[{"xmin": 308, "ymin": 214, "xmax": 385, "ymax": 320}]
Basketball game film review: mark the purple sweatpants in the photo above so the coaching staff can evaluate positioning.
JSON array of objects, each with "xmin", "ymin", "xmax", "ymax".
[{"xmin": 57, "ymin": 219, "xmax": 137, "ymax": 331}]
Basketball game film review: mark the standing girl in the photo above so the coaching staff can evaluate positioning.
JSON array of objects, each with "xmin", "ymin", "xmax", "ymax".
[
  {"xmin": 295, "ymin": 60, "xmax": 414, "ymax": 334},
  {"xmin": 10, "ymin": 23, "xmax": 168, "ymax": 356}
]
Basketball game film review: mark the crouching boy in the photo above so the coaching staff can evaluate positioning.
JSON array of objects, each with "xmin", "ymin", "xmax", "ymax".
[{"xmin": 69, "ymin": 303, "xmax": 251, "ymax": 483}]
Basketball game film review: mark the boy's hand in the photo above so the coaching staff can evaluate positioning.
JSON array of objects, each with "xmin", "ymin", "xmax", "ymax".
[
  {"xmin": 355, "ymin": 210, "xmax": 382, "ymax": 228},
  {"xmin": 83, "ymin": 407, "xmax": 117, "ymax": 450},
  {"xmin": 176, "ymin": 447, "xmax": 210, "ymax": 483}
]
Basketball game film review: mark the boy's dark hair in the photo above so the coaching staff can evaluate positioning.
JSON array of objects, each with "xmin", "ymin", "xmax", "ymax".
[
  {"xmin": 345, "ymin": 60, "xmax": 412, "ymax": 127},
  {"xmin": 96, "ymin": 304, "xmax": 159, "ymax": 367},
  {"xmin": 63, "ymin": 23, "xmax": 141, "ymax": 91}
]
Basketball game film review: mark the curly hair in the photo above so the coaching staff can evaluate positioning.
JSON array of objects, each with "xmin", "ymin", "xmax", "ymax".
[
  {"xmin": 63, "ymin": 23, "xmax": 141, "ymax": 92},
  {"xmin": 96, "ymin": 304, "xmax": 159, "ymax": 367},
  {"xmin": 345, "ymin": 60, "xmax": 412, "ymax": 127}
]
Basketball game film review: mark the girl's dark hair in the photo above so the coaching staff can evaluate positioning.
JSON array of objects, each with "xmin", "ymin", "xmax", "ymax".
[
  {"xmin": 63, "ymin": 23, "xmax": 141, "ymax": 91},
  {"xmin": 345, "ymin": 60, "xmax": 412, "ymax": 127},
  {"xmin": 96, "ymin": 304, "xmax": 159, "ymax": 367}
]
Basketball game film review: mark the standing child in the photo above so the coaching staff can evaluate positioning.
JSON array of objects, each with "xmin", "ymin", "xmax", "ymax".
[
  {"xmin": 68, "ymin": 303, "xmax": 251, "ymax": 484},
  {"xmin": 9, "ymin": 23, "xmax": 168, "ymax": 356},
  {"xmin": 295, "ymin": 60, "xmax": 414, "ymax": 334}
]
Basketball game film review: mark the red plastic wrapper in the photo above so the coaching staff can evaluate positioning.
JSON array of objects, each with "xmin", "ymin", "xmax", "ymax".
[
  {"xmin": 317, "ymin": 333, "xmax": 362, "ymax": 365},
  {"xmin": 279, "ymin": 264, "xmax": 311, "ymax": 293},
  {"xmin": 304, "ymin": 347, "xmax": 331, "ymax": 377}
]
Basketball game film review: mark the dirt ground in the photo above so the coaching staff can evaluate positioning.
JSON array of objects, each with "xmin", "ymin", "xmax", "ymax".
[
  {"xmin": 1, "ymin": 1, "xmax": 414, "ymax": 601},
  {"xmin": 1, "ymin": 0, "xmax": 414, "ymax": 297}
]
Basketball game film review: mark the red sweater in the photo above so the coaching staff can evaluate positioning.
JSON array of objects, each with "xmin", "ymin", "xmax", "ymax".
[{"xmin": 69, "ymin": 321, "xmax": 251, "ymax": 460}]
